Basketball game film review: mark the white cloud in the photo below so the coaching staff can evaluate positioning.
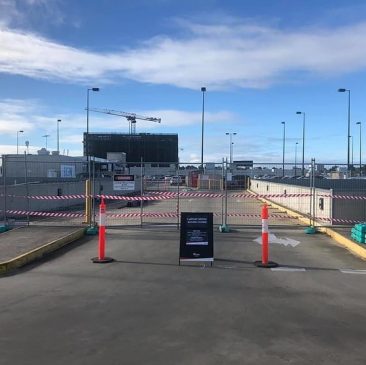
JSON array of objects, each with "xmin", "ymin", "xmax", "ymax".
[
  {"xmin": 0, "ymin": 0, "xmax": 21, "ymax": 27},
  {"xmin": 0, "ymin": 99, "xmax": 38, "ymax": 133},
  {"xmin": 2, "ymin": 20, "xmax": 366, "ymax": 89},
  {"xmin": 0, "ymin": 98, "xmax": 237, "ymax": 158},
  {"xmin": 136, "ymin": 109, "xmax": 234, "ymax": 129},
  {"xmin": 0, "ymin": 0, "xmax": 64, "ymax": 28}
]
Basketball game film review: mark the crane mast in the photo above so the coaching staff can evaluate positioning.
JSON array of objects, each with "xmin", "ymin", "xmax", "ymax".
[{"xmin": 87, "ymin": 107, "xmax": 161, "ymax": 134}]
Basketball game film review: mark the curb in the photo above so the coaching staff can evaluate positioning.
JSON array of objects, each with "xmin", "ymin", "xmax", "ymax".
[
  {"xmin": 0, "ymin": 228, "xmax": 86, "ymax": 275},
  {"xmin": 249, "ymin": 190, "xmax": 366, "ymax": 261},
  {"xmin": 317, "ymin": 227, "xmax": 366, "ymax": 261}
]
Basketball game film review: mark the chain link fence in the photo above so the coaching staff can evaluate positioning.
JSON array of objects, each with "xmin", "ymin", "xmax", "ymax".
[{"xmin": 1, "ymin": 156, "xmax": 366, "ymax": 228}]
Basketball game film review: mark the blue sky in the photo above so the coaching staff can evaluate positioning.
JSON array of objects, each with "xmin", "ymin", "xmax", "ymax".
[{"xmin": 1, "ymin": 0, "xmax": 366, "ymax": 164}]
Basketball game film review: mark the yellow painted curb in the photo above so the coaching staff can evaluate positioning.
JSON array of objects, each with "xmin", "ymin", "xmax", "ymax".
[
  {"xmin": 318, "ymin": 227, "xmax": 366, "ymax": 261},
  {"xmin": 0, "ymin": 228, "xmax": 86, "ymax": 275}
]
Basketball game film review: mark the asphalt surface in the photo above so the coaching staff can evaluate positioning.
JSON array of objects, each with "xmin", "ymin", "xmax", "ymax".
[
  {"xmin": 0, "ymin": 225, "xmax": 84, "ymax": 262},
  {"xmin": 1, "ymin": 226, "xmax": 366, "ymax": 364}
]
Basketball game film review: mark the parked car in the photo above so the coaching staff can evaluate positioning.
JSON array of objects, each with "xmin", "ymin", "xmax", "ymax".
[{"xmin": 170, "ymin": 176, "xmax": 183, "ymax": 185}]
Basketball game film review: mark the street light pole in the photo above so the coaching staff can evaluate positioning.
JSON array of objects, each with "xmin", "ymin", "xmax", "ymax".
[
  {"xmin": 57, "ymin": 119, "xmax": 61, "ymax": 154},
  {"xmin": 281, "ymin": 122, "xmax": 286, "ymax": 177},
  {"xmin": 357, "ymin": 122, "xmax": 362, "ymax": 176},
  {"xmin": 295, "ymin": 142, "xmax": 298, "ymax": 177},
  {"xmin": 296, "ymin": 111, "xmax": 306, "ymax": 176},
  {"xmin": 42, "ymin": 134, "xmax": 50, "ymax": 150},
  {"xmin": 338, "ymin": 88, "xmax": 351, "ymax": 176},
  {"xmin": 225, "ymin": 132, "xmax": 237, "ymax": 165},
  {"xmin": 86, "ymin": 88, "xmax": 100, "ymax": 181},
  {"xmin": 200, "ymin": 87, "xmax": 206, "ymax": 171},
  {"xmin": 16, "ymin": 130, "xmax": 23, "ymax": 154},
  {"xmin": 351, "ymin": 135, "xmax": 354, "ymax": 166},
  {"xmin": 85, "ymin": 87, "xmax": 99, "ymax": 227}
]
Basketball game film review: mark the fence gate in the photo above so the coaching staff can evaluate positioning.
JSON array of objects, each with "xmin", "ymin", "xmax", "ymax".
[{"xmin": 4, "ymin": 157, "xmax": 363, "ymax": 229}]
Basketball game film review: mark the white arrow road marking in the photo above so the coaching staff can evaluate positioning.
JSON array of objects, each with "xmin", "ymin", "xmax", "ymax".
[
  {"xmin": 340, "ymin": 269, "xmax": 366, "ymax": 275},
  {"xmin": 271, "ymin": 267, "xmax": 306, "ymax": 272},
  {"xmin": 254, "ymin": 233, "xmax": 300, "ymax": 247}
]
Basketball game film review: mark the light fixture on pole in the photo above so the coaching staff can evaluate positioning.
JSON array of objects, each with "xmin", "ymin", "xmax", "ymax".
[
  {"xmin": 338, "ymin": 88, "xmax": 351, "ymax": 176},
  {"xmin": 200, "ymin": 87, "xmax": 206, "ymax": 171},
  {"xmin": 296, "ymin": 111, "xmax": 306, "ymax": 176},
  {"xmin": 42, "ymin": 134, "xmax": 50, "ymax": 150},
  {"xmin": 281, "ymin": 122, "xmax": 286, "ymax": 177},
  {"xmin": 57, "ymin": 119, "xmax": 61, "ymax": 154},
  {"xmin": 225, "ymin": 132, "xmax": 237, "ymax": 165},
  {"xmin": 295, "ymin": 142, "xmax": 299, "ymax": 177},
  {"xmin": 17, "ymin": 130, "xmax": 24, "ymax": 154},
  {"xmin": 356, "ymin": 122, "xmax": 362, "ymax": 176}
]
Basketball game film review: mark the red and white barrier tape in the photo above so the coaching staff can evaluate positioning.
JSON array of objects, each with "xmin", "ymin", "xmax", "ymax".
[
  {"xmin": 4, "ymin": 209, "xmax": 296, "ymax": 220},
  {"xmin": 7, "ymin": 210, "xmax": 84, "ymax": 218},
  {"xmin": 7, "ymin": 209, "xmax": 362, "ymax": 224},
  {"xmin": 3, "ymin": 191, "xmax": 366, "ymax": 201}
]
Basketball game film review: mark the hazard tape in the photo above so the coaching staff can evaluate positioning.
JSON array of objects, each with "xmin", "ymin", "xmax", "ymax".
[
  {"xmin": 9, "ymin": 209, "xmax": 357, "ymax": 223},
  {"xmin": 106, "ymin": 212, "xmax": 298, "ymax": 219},
  {"xmin": 4, "ymin": 191, "xmax": 366, "ymax": 206},
  {"xmin": 4, "ymin": 191, "xmax": 366, "ymax": 201},
  {"xmin": 332, "ymin": 195, "xmax": 366, "ymax": 200},
  {"xmin": 29, "ymin": 194, "xmax": 86, "ymax": 200},
  {"xmin": 4, "ymin": 209, "xmax": 298, "ymax": 220},
  {"xmin": 108, "ymin": 212, "xmax": 178, "ymax": 218},
  {"xmin": 7, "ymin": 210, "xmax": 84, "ymax": 218}
]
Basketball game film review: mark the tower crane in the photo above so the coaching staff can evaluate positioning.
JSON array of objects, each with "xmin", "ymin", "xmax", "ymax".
[{"xmin": 87, "ymin": 107, "xmax": 161, "ymax": 134}]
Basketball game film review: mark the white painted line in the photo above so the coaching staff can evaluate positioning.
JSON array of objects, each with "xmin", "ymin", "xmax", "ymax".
[
  {"xmin": 217, "ymin": 265, "xmax": 235, "ymax": 269},
  {"xmin": 340, "ymin": 269, "xmax": 366, "ymax": 275},
  {"xmin": 271, "ymin": 267, "xmax": 306, "ymax": 272}
]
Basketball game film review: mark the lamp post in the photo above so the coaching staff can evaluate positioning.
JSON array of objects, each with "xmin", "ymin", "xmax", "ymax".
[
  {"xmin": 225, "ymin": 132, "xmax": 237, "ymax": 165},
  {"xmin": 16, "ymin": 130, "xmax": 24, "ymax": 154},
  {"xmin": 86, "ymin": 87, "xmax": 100, "ymax": 227},
  {"xmin": 338, "ymin": 88, "xmax": 351, "ymax": 176},
  {"xmin": 281, "ymin": 122, "xmax": 286, "ymax": 177},
  {"xmin": 350, "ymin": 135, "xmax": 354, "ymax": 166},
  {"xmin": 296, "ymin": 111, "xmax": 306, "ymax": 176},
  {"xmin": 57, "ymin": 119, "xmax": 61, "ymax": 154},
  {"xmin": 356, "ymin": 122, "xmax": 362, "ymax": 176},
  {"xmin": 295, "ymin": 142, "xmax": 299, "ymax": 177},
  {"xmin": 86, "ymin": 87, "xmax": 100, "ymax": 180},
  {"xmin": 200, "ymin": 87, "xmax": 206, "ymax": 171},
  {"xmin": 42, "ymin": 134, "xmax": 50, "ymax": 150}
]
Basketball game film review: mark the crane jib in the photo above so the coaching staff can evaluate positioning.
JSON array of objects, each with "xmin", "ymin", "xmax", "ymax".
[{"xmin": 86, "ymin": 107, "xmax": 161, "ymax": 134}]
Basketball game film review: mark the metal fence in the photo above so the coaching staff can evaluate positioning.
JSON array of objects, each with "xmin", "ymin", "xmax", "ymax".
[{"xmin": 1, "ymin": 156, "xmax": 366, "ymax": 228}]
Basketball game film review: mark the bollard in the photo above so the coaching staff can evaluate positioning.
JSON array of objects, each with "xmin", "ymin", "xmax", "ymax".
[
  {"xmin": 92, "ymin": 197, "xmax": 114, "ymax": 264},
  {"xmin": 254, "ymin": 204, "xmax": 278, "ymax": 268},
  {"xmin": 261, "ymin": 204, "xmax": 269, "ymax": 265}
]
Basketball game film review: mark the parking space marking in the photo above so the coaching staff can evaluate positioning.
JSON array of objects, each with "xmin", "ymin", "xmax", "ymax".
[
  {"xmin": 271, "ymin": 267, "xmax": 306, "ymax": 272},
  {"xmin": 340, "ymin": 269, "xmax": 366, "ymax": 275}
]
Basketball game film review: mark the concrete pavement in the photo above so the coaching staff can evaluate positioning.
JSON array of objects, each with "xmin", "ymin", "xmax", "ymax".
[
  {"xmin": 1, "ymin": 226, "xmax": 366, "ymax": 364},
  {"xmin": 0, "ymin": 225, "xmax": 85, "ymax": 274}
]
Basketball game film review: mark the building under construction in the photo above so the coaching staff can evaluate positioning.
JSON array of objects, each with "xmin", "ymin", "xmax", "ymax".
[{"xmin": 84, "ymin": 133, "xmax": 178, "ymax": 165}]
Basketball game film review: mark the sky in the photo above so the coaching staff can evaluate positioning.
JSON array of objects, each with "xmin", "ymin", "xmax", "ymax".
[{"xmin": 1, "ymin": 0, "xmax": 366, "ymax": 164}]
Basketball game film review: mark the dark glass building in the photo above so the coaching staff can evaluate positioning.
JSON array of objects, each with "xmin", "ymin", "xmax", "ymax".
[{"xmin": 84, "ymin": 133, "xmax": 178, "ymax": 163}]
